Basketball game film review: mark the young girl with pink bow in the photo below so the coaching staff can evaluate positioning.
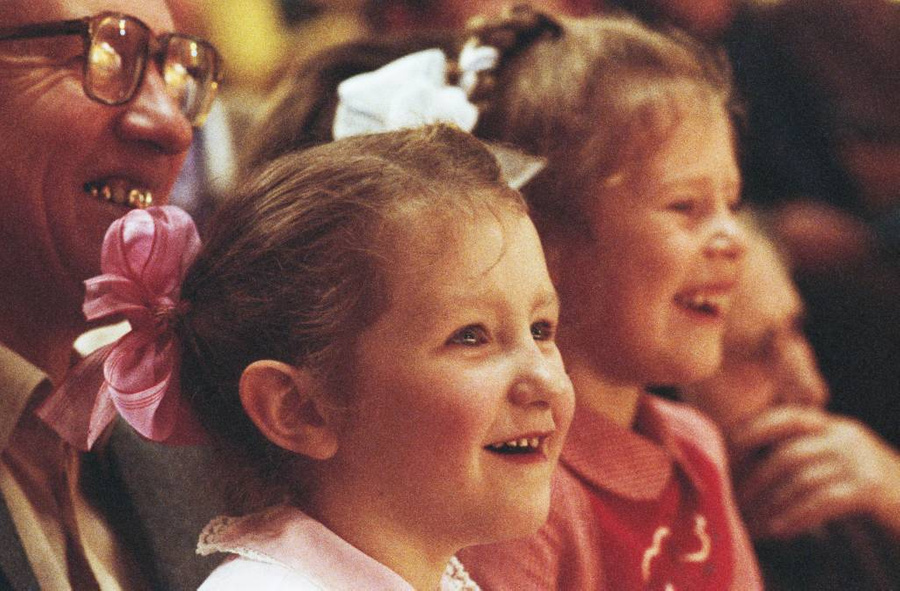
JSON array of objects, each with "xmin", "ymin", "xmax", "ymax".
[{"xmin": 39, "ymin": 125, "xmax": 574, "ymax": 590}]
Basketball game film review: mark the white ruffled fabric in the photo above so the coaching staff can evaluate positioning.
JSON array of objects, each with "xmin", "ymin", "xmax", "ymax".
[
  {"xmin": 197, "ymin": 505, "xmax": 480, "ymax": 590},
  {"xmin": 333, "ymin": 49, "xmax": 482, "ymax": 138}
]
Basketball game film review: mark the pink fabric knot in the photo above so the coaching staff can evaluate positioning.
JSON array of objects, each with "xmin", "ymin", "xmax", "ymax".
[{"xmin": 38, "ymin": 206, "xmax": 208, "ymax": 450}]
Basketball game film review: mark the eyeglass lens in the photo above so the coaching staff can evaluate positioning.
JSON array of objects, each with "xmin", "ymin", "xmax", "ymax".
[
  {"xmin": 85, "ymin": 14, "xmax": 218, "ymax": 126},
  {"xmin": 86, "ymin": 14, "xmax": 148, "ymax": 105},
  {"xmin": 162, "ymin": 36, "xmax": 219, "ymax": 126}
]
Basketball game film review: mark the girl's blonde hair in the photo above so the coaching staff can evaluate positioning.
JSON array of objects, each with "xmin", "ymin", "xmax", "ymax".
[{"xmin": 466, "ymin": 7, "xmax": 738, "ymax": 237}]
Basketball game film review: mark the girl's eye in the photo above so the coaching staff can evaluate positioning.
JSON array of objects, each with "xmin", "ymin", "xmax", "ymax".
[
  {"xmin": 668, "ymin": 199, "xmax": 697, "ymax": 213},
  {"xmin": 448, "ymin": 325, "xmax": 489, "ymax": 346},
  {"xmin": 531, "ymin": 321, "xmax": 555, "ymax": 341}
]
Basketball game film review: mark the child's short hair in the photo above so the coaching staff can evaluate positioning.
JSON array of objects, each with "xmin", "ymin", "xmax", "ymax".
[
  {"xmin": 178, "ymin": 124, "xmax": 525, "ymax": 512},
  {"xmin": 465, "ymin": 8, "xmax": 738, "ymax": 236}
]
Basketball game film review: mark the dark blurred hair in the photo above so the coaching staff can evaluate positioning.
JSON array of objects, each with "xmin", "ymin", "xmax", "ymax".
[{"xmin": 241, "ymin": 31, "xmax": 457, "ymax": 174}]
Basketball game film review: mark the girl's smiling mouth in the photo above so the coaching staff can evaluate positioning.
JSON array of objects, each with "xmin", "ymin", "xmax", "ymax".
[
  {"xmin": 674, "ymin": 283, "xmax": 737, "ymax": 319},
  {"xmin": 485, "ymin": 433, "xmax": 551, "ymax": 456}
]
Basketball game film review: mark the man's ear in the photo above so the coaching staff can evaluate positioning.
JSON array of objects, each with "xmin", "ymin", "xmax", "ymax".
[{"xmin": 239, "ymin": 360, "xmax": 338, "ymax": 460}]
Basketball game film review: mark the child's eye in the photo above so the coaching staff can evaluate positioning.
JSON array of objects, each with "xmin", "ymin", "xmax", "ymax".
[
  {"xmin": 448, "ymin": 325, "xmax": 489, "ymax": 346},
  {"xmin": 531, "ymin": 321, "xmax": 555, "ymax": 341},
  {"xmin": 668, "ymin": 198, "xmax": 697, "ymax": 213}
]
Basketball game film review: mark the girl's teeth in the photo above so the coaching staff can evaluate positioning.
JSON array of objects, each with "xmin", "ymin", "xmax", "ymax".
[
  {"xmin": 488, "ymin": 437, "xmax": 544, "ymax": 451},
  {"xmin": 677, "ymin": 293, "xmax": 725, "ymax": 313}
]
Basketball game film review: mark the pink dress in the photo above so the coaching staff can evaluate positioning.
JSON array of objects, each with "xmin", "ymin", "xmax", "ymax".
[{"xmin": 197, "ymin": 505, "xmax": 480, "ymax": 590}]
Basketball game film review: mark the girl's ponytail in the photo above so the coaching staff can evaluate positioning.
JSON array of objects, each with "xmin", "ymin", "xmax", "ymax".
[{"xmin": 461, "ymin": 6, "xmax": 563, "ymax": 111}]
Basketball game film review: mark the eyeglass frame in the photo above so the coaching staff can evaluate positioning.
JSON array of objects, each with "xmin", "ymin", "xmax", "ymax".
[{"xmin": 0, "ymin": 11, "xmax": 223, "ymax": 123}]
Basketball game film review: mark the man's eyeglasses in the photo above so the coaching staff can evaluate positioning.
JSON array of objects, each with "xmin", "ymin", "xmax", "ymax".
[{"xmin": 0, "ymin": 12, "xmax": 223, "ymax": 127}]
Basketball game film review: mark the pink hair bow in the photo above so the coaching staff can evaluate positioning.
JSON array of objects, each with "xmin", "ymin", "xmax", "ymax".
[{"xmin": 38, "ymin": 205, "xmax": 208, "ymax": 450}]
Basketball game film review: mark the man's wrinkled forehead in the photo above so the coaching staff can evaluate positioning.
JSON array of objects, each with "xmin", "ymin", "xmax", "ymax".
[
  {"xmin": 0, "ymin": 1, "xmax": 42, "ymax": 24},
  {"xmin": 1, "ymin": 0, "xmax": 175, "ymax": 30}
]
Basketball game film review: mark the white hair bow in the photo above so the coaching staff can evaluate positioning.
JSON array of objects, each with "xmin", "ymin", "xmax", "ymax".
[{"xmin": 332, "ymin": 46, "xmax": 544, "ymax": 190}]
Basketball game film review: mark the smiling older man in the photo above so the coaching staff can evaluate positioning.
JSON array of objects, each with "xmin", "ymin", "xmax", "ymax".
[{"xmin": 0, "ymin": 1, "xmax": 221, "ymax": 588}]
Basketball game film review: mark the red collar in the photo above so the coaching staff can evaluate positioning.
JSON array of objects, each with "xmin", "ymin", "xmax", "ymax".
[{"xmin": 560, "ymin": 394, "xmax": 708, "ymax": 501}]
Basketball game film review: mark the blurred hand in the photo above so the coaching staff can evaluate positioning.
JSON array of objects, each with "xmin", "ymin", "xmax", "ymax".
[{"xmin": 728, "ymin": 405, "xmax": 900, "ymax": 540}]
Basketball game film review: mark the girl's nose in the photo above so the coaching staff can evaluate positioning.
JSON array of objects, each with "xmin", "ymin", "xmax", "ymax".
[
  {"xmin": 115, "ymin": 64, "xmax": 194, "ymax": 155},
  {"xmin": 706, "ymin": 215, "xmax": 747, "ymax": 261},
  {"xmin": 509, "ymin": 348, "xmax": 574, "ymax": 409}
]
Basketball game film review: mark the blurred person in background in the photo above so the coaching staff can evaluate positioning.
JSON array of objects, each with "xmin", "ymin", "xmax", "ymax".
[{"xmin": 681, "ymin": 215, "xmax": 900, "ymax": 590}]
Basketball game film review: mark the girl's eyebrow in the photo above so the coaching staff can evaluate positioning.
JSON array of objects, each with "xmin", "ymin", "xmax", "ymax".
[
  {"xmin": 533, "ymin": 288, "xmax": 560, "ymax": 312},
  {"xmin": 659, "ymin": 175, "xmax": 741, "ymax": 192}
]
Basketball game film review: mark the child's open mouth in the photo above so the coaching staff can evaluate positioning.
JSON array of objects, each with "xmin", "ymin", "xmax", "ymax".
[
  {"xmin": 485, "ymin": 436, "xmax": 547, "ymax": 455},
  {"xmin": 674, "ymin": 290, "xmax": 731, "ymax": 318}
]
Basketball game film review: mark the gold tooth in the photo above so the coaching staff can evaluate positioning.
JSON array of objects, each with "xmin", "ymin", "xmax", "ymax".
[
  {"xmin": 89, "ymin": 184, "xmax": 153, "ymax": 209},
  {"xmin": 112, "ymin": 186, "xmax": 127, "ymax": 205},
  {"xmin": 127, "ymin": 189, "xmax": 153, "ymax": 209}
]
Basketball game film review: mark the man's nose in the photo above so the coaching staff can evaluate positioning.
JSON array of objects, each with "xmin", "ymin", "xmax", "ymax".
[
  {"xmin": 777, "ymin": 338, "xmax": 830, "ymax": 408},
  {"xmin": 115, "ymin": 64, "xmax": 194, "ymax": 155}
]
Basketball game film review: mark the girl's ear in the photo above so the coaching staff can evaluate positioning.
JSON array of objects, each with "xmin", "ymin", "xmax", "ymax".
[{"xmin": 239, "ymin": 360, "xmax": 339, "ymax": 460}]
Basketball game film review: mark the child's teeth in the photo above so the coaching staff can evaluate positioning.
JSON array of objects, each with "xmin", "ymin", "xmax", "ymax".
[
  {"xmin": 489, "ymin": 437, "xmax": 544, "ymax": 450},
  {"xmin": 678, "ymin": 293, "xmax": 725, "ymax": 312}
]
